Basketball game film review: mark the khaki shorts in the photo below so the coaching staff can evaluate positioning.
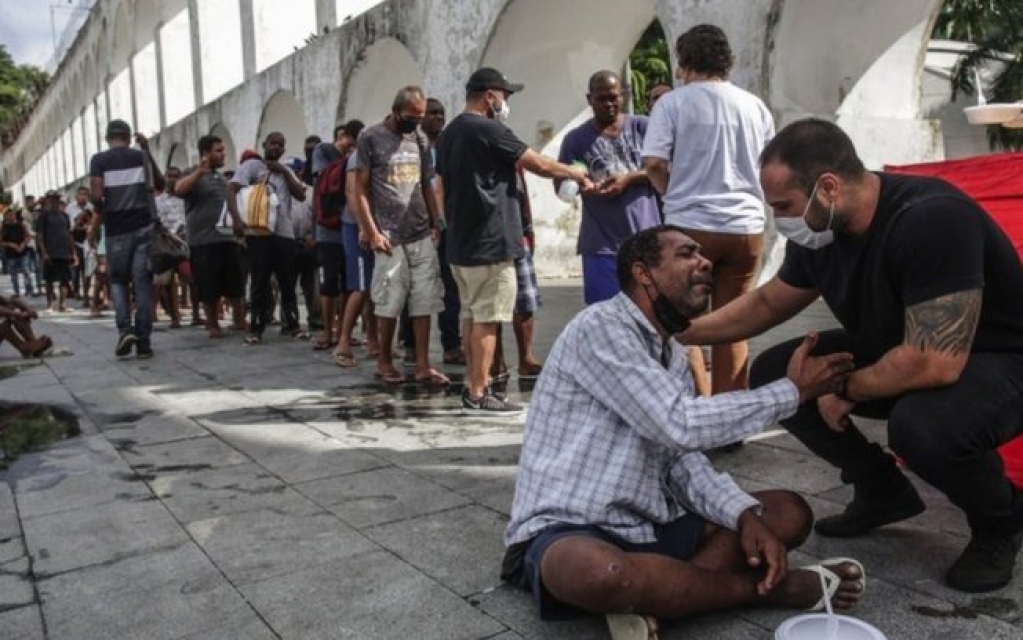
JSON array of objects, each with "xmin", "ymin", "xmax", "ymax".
[
  {"xmin": 154, "ymin": 270, "xmax": 175, "ymax": 286},
  {"xmin": 370, "ymin": 235, "xmax": 444, "ymax": 319},
  {"xmin": 452, "ymin": 262, "xmax": 516, "ymax": 324}
]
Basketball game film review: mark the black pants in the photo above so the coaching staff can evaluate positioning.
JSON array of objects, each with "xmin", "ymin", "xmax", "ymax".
[
  {"xmin": 293, "ymin": 241, "xmax": 320, "ymax": 327},
  {"xmin": 751, "ymin": 329, "xmax": 1023, "ymax": 534},
  {"xmin": 247, "ymin": 235, "xmax": 299, "ymax": 336}
]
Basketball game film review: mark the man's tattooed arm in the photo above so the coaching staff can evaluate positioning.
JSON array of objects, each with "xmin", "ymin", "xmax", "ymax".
[{"xmin": 905, "ymin": 289, "xmax": 982, "ymax": 356}]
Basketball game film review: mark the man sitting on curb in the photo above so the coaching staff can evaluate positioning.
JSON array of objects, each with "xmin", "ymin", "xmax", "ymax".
[
  {"xmin": 502, "ymin": 225, "xmax": 865, "ymax": 639},
  {"xmin": 0, "ymin": 295, "xmax": 51, "ymax": 358}
]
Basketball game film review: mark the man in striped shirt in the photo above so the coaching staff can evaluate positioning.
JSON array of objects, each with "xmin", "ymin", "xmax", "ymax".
[
  {"xmin": 502, "ymin": 225, "xmax": 865, "ymax": 636},
  {"xmin": 88, "ymin": 119, "xmax": 164, "ymax": 359}
]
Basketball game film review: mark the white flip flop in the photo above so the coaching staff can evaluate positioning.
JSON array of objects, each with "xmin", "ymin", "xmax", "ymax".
[{"xmin": 798, "ymin": 556, "xmax": 866, "ymax": 612}]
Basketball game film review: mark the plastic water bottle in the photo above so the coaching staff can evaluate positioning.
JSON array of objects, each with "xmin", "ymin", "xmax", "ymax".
[{"xmin": 557, "ymin": 180, "xmax": 580, "ymax": 202}]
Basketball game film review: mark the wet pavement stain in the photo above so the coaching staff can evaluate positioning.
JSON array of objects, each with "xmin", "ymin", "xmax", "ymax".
[
  {"xmin": 0, "ymin": 403, "xmax": 81, "ymax": 469},
  {"xmin": 912, "ymin": 604, "xmax": 980, "ymax": 619}
]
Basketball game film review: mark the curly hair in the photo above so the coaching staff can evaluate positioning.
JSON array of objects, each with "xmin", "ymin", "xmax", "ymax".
[
  {"xmin": 616, "ymin": 225, "xmax": 689, "ymax": 293},
  {"xmin": 675, "ymin": 24, "xmax": 733, "ymax": 78}
]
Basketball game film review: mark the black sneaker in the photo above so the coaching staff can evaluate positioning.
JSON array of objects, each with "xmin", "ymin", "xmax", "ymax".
[
  {"xmin": 115, "ymin": 333, "xmax": 138, "ymax": 357},
  {"xmin": 814, "ymin": 478, "xmax": 926, "ymax": 538},
  {"xmin": 462, "ymin": 388, "xmax": 524, "ymax": 415},
  {"xmin": 946, "ymin": 529, "xmax": 1023, "ymax": 592},
  {"xmin": 136, "ymin": 344, "xmax": 154, "ymax": 360}
]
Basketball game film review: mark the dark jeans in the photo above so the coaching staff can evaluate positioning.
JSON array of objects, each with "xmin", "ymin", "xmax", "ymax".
[
  {"xmin": 294, "ymin": 241, "xmax": 320, "ymax": 328},
  {"xmin": 751, "ymin": 329, "xmax": 1023, "ymax": 534},
  {"xmin": 106, "ymin": 225, "xmax": 154, "ymax": 346},
  {"xmin": 247, "ymin": 235, "xmax": 299, "ymax": 336}
]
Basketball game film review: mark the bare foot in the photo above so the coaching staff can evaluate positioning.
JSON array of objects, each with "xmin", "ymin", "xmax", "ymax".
[{"xmin": 762, "ymin": 560, "xmax": 864, "ymax": 611}]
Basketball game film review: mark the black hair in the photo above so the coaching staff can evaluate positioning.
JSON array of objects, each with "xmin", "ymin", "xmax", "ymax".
[
  {"xmin": 333, "ymin": 124, "xmax": 345, "ymax": 141},
  {"xmin": 759, "ymin": 118, "xmax": 866, "ymax": 192},
  {"xmin": 198, "ymin": 134, "xmax": 222, "ymax": 155},
  {"xmin": 342, "ymin": 119, "xmax": 365, "ymax": 140},
  {"xmin": 616, "ymin": 224, "xmax": 690, "ymax": 293},
  {"xmin": 676, "ymin": 24, "xmax": 733, "ymax": 77}
]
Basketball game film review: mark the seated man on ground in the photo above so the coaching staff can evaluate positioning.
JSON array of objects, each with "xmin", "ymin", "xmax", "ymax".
[
  {"xmin": 0, "ymin": 295, "xmax": 51, "ymax": 358},
  {"xmin": 502, "ymin": 225, "xmax": 864, "ymax": 638}
]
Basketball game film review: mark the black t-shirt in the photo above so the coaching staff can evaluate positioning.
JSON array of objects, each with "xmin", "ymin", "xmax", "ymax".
[
  {"xmin": 779, "ymin": 172, "xmax": 1023, "ymax": 361},
  {"xmin": 36, "ymin": 209, "xmax": 74, "ymax": 260},
  {"xmin": 1, "ymin": 222, "xmax": 27, "ymax": 258},
  {"xmin": 435, "ymin": 113, "xmax": 528, "ymax": 266}
]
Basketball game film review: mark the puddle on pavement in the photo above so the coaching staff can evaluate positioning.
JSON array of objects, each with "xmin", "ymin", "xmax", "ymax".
[{"xmin": 0, "ymin": 402, "xmax": 81, "ymax": 470}]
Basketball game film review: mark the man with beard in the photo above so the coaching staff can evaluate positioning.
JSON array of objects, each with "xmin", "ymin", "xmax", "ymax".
[
  {"xmin": 502, "ymin": 225, "xmax": 863, "ymax": 638},
  {"xmin": 228, "ymin": 131, "xmax": 307, "ymax": 344},
  {"xmin": 686, "ymin": 118, "xmax": 1023, "ymax": 593},
  {"xmin": 175, "ymin": 135, "xmax": 247, "ymax": 339},
  {"xmin": 558, "ymin": 70, "xmax": 661, "ymax": 305}
]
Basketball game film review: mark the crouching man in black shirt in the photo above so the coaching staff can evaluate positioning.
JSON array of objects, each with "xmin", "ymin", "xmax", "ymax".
[{"xmin": 685, "ymin": 118, "xmax": 1023, "ymax": 593}]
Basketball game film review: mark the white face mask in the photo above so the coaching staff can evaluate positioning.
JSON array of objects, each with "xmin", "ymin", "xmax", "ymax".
[
  {"xmin": 775, "ymin": 181, "xmax": 835, "ymax": 249},
  {"xmin": 490, "ymin": 96, "xmax": 511, "ymax": 123}
]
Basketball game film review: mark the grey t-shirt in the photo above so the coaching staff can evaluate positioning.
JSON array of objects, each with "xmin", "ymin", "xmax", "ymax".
[
  {"xmin": 230, "ymin": 158, "xmax": 298, "ymax": 239},
  {"xmin": 356, "ymin": 122, "xmax": 432, "ymax": 246},
  {"xmin": 184, "ymin": 168, "xmax": 233, "ymax": 247}
]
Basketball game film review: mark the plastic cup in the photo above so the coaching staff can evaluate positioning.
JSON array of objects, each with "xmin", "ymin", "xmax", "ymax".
[{"xmin": 775, "ymin": 613, "xmax": 886, "ymax": 640}]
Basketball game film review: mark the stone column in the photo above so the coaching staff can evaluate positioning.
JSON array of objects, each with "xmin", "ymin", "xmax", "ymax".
[
  {"xmin": 239, "ymin": 0, "xmax": 257, "ymax": 79},
  {"xmin": 187, "ymin": 0, "xmax": 205, "ymax": 109}
]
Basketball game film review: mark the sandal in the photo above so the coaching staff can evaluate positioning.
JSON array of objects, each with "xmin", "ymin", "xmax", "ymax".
[
  {"xmin": 799, "ymin": 557, "xmax": 866, "ymax": 612},
  {"xmin": 243, "ymin": 334, "xmax": 262, "ymax": 346},
  {"xmin": 443, "ymin": 350, "xmax": 466, "ymax": 365},
  {"xmin": 334, "ymin": 352, "xmax": 356, "ymax": 368},
  {"xmin": 606, "ymin": 613, "xmax": 659, "ymax": 640},
  {"xmin": 519, "ymin": 362, "xmax": 543, "ymax": 379},
  {"xmin": 374, "ymin": 370, "xmax": 406, "ymax": 384},
  {"xmin": 414, "ymin": 368, "xmax": 451, "ymax": 387}
]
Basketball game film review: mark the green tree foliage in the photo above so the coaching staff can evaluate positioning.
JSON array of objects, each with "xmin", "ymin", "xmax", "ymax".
[
  {"xmin": 629, "ymin": 21, "xmax": 672, "ymax": 115},
  {"xmin": 934, "ymin": 0, "xmax": 1023, "ymax": 150},
  {"xmin": 0, "ymin": 44, "xmax": 51, "ymax": 147}
]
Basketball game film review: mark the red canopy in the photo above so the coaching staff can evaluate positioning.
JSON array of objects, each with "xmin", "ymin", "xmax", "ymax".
[{"xmin": 886, "ymin": 152, "xmax": 1023, "ymax": 258}]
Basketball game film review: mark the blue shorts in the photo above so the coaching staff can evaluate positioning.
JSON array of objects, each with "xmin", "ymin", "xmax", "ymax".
[
  {"xmin": 514, "ymin": 248, "xmax": 542, "ymax": 314},
  {"xmin": 342, "ymin": 222, "xmax": 375, "ymax": 292},
  {"xmin": 501, "ymin": 514, "xmax": 708, "ymax": 621},
  {"xmin": 582, "ymin": 253, "xmax": 620, "ymax": 305}
]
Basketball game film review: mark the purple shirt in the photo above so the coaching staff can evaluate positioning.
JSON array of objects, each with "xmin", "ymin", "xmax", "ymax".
[{"xmin": 559, "ymin": 115, "xmax": 661, "ymax": 255}]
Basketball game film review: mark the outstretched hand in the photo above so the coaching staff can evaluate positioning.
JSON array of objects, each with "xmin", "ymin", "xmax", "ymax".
[{"xmin": 786, "ymin": 332, "xmax": 855, "ymax": 404}]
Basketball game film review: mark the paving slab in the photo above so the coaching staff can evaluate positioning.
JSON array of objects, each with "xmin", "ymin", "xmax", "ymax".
[
  {"xmin": 0, "ymin": 482, "xmax": 19, "ymax": 540},
  {"xmin": 22, "ymin": 497, "xmax": 188, "ymax": 576},
  {"xmin": 296, "ymin": 466, "xmax": 472, "ymax": 529},
  {"xmin": 186, "ymin": 507, "xmax": 377, "ymax": 585},
  {"xmin": 148, "ymin": 462, "xmax": 321, "ymax": 523},
  {"xmin": 9, "ymin": 435, "xmax": 150, "ymax": 519},
  {"xmin": 239, "ymin": 549, "xmax": 506, "ymax": 640},
  {"xmin": 120, "ymin": 434, "xmax": 250, "ymax": 473},
  {"xmin": 0, "ymin": 536, "xmax": 26, "ymax": 566},
  {"xmin": 0, "ymin": 605, "xmax": 44, "ymax": 640},
  {"xmin": 367, "ymin": 504, "xmax": 508, "ymax": 597},
  {"xmin": 0, "ymin": 557, "xmax": 34, "ymax": 609},
  {"xmin": 39, "ymin": 543, "xmax": 265, "ymax": 640}
]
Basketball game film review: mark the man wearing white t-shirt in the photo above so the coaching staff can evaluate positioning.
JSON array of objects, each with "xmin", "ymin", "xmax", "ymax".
[{"xmin": 642, "ymin": 24, "xmax": 775, "ymax": 398}]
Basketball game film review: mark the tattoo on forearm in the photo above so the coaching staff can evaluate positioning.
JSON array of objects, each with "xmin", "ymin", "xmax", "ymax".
[{"xmin": 905, "ymin": 289, "xmax": 981, "ymax": 355}]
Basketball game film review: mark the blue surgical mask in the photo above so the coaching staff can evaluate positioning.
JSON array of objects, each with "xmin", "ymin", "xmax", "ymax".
[{"xmin": 775, "ymin": 180, "xmax": 835, "ymax": 249}]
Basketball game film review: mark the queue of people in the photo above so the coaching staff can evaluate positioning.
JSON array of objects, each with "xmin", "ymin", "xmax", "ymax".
[{"xmin": 5, "ymin": 21, "xmax": 1023, "ymax": 640}]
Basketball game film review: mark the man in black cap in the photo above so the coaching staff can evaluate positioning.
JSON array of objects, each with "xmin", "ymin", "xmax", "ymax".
[
  {"xmin": 435, "ymin": 67, "xmax": 592, "ymax": 414},
  {"xmin": 89, "ymin": 119, "xmax": 165, "ymax": 359},
  {"xmin": 36, "ymin": 190, "xmax": 76, "ymax": 312}
]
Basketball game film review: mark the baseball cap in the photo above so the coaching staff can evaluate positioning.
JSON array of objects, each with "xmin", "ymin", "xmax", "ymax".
[
  {"xmin": 466, "ymin": 67, "xmax": 524, "ymax": 94},
  {"xmin": 106, "ymin": 119, "xmax": 132, "ymax": 138}
]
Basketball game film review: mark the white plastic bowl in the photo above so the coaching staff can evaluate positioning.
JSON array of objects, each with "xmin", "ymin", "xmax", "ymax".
[
  {"xmin": 776, "ymin": 613, "xmax": 886, "ymax": 640},
  {"xmin": 965, "ymin": 104, "xmax": 1023, "ymax": 125},
  {"xmin": 1002, "ymin": 116, "xmax": 1023, "ymax": 129}
]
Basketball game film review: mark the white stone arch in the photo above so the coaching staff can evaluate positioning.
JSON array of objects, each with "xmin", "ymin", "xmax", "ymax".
[
  {"xmin": 256, "ymin": 90, "xmax": 308, "ymax": 160},
  {"xmin": 133, "ymin": 0, "xmax": 160, "ymax": 51},
  {"xmin": 338, "ymin": 37, "xmax": 424, "ymax": 125},
  {"xmin": 769, "ymin": 0, "xmax": 946, "ymax": 167},
  {"xmin": 109, "ymin": 1, "xmax": 132, "ymax": 76},
  {"xmin": 210, "ymin": 123, "xmax": 239, "ymax": 172},
  {"xmin": 167, "ymin": 143, "xmax": 189, "ymax": 171},
  {"xmin": 480, "ymin": 0, "xmax": 656, "ymax": 148}
]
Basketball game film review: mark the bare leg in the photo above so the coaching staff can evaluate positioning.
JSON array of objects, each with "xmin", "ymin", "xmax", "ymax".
[
  {"xmin": 338, "ymin": 291, "xmax": 367, "ymax": 358},
  {"xmin": 411, "ymin": 315, "xmax": 447, "ymax": 383},
  {"xmin": 539, "ymin": 491, "xmax": 863, "ymax": 620},
  {"xmin": 318, "ymin": 295, "xmax": 336, "ymax": 345},
  {"xmin": 513, "ymin": 311, "xmax": 541, "ymax": 369},
  {"xmin": 687, "ymin": 347, "xmax": 711, "ymax": 397},
  {"xmin": 375, "ymin": 316, "xmax": 400, "ymax": 379},
  {"xmin": 467, "ymin": 320, "xmax": 498, "ymax": 399},
  {"xmin": 203, "ymin": 302, "xmax": 223, "ymax": 338}
]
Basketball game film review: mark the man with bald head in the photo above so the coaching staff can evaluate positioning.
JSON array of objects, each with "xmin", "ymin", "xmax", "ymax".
[{"xmin": 557, "ymin": 70, "xmax": 662, "ymax": 305}]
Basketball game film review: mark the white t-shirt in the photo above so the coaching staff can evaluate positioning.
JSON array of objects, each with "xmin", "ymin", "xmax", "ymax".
[{"xmin": 642, "ymin": 81, "xmax": 775, "ymax": 234}]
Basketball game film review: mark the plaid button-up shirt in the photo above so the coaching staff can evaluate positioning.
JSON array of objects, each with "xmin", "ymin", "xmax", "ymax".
[{"xmin": 505, "ymin": 293, "xmax": 799, "ymax": 546}]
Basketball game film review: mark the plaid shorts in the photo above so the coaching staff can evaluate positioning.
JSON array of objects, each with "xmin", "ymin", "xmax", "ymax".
[{"xmin": 514, "ymin": 247, "xmax": 542, "ymax": 314}]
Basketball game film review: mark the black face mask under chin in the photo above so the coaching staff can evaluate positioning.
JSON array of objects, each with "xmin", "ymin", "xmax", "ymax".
[
  {"xmin": 396, "ymin": 117, "xmax": 418, "ymax": 135},
  {"xmin": 645, "ymin": 279, "xmax": 691, "ymax": 335}
]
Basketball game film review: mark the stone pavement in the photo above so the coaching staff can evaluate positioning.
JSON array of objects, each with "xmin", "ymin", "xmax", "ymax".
[{"xmin": 2, "ymin": 280, "xmax": 1022, "ymax": 639}]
